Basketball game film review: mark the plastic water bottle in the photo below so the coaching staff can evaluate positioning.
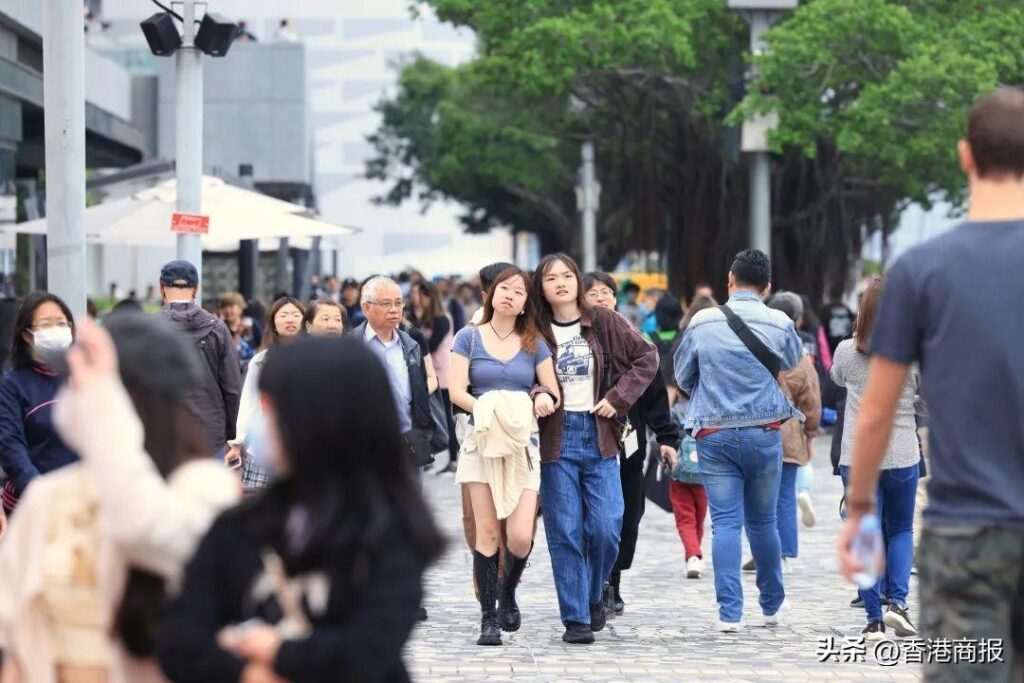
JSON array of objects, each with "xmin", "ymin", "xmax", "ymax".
[{"xmin": 851, "ymin": 513, "xmax": 884, "ymax": 589}]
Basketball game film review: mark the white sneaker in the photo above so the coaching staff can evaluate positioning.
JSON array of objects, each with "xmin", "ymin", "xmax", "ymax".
[
  {"xmin": 781, "ymin": 557, "xmax": 791, "ymax": 574},
  {"xmin": 712, "ymin": 619, "xmax": 741, "ymax": 633},
  {"xmin": 686, "ymin": 556, "xmax": 703, "ymax": 579},
  {"xmin": 763, "ymin": 600, "xmax": 789, "ymax": 627},
  {"xmin": 797, "ymin": 491, "xmax": 816, "ymax": 527}
]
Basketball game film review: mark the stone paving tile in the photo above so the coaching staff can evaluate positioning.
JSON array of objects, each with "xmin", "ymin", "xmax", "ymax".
[{"xmin": 407, "ymin": 437, "xmax": 922, "ymax": 682}]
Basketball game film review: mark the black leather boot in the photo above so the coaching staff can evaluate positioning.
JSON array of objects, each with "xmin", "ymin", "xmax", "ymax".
[
  {"xmin": 498, "ymin": 549, "xmax": 529, "ymax": 632},
  {"xmin": 609, "ymin": 570, "xmax": 625, "ymax": 615},
  {"xmin": 473, "ymin": 550, "xmax": 502, "ymax": 646}
]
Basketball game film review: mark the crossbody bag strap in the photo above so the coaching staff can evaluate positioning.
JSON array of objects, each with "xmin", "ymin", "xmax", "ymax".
[{"xmin": 718, "ymin": 304, "xmax": 781, "ymax": 378}]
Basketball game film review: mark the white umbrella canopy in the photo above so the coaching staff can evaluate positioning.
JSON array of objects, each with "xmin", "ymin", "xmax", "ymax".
[{"xmin": 6, "ymin": 176, "xmax": 357, "ymax": 250}]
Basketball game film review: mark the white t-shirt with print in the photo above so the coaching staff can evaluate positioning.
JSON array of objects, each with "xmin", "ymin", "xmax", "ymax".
[{"xmin": 552, "ymin": 320, "xmax": 595, "ymax": 412}]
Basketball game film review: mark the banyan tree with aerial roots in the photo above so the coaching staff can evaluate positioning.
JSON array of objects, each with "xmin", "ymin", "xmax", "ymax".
[{"xmin": 367, "ymin": 0, "xmax": 1024, "ymax": 302}]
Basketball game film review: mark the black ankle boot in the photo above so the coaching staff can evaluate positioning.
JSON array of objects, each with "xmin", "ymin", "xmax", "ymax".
[
  {"xmin": 609, "ymin": 570, "xmax": 625, "ymax": 615},
  {"xmin": 473, "ymin": 550, "xmax": 501, "ymax": 646},
  {"xmin": 498, "ymin": 549, "xmax": 529, "ymax": 632}
]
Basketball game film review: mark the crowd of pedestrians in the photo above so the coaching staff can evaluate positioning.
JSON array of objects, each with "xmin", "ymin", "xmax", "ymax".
[{"xmin": 0, "ymin": 87, "xmax": 1019, "ymax": 682}]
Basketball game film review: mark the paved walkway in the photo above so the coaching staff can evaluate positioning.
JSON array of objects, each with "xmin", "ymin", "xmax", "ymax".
[{"xmin": 407, "ymin": 436, "xmax": 922, "ymax": 682}]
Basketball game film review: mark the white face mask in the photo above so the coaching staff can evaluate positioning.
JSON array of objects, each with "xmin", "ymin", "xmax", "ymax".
[{"xmin": 32, "ymin": 326, "xmax": 73, "ymax": 352}]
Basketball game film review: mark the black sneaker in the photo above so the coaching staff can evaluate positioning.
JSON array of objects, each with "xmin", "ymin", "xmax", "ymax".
[
  {"xmin": 883, "ymin": 604, "xmax": 917, "ymax": 638},
  {"xmin": 742, "ymin": 558, "xmax": 756, "ymax": 573},
  {"xmin": 850, "ymin": 595, "xmax": 864, "ymax": 608},
  {"xmin": 562, "ymin": 621, "xmax": 595, "ymax": 644},
  {"xmin": 612, "ymin": 584, "xmax": 625, "ymax": 615},
  {"xmin": 862, "ymin": 620, "xmax": 886, "ymax": 641},
  {"xmin": 589, "ymin": 602, "xmax": 607, "ymax": 632}
]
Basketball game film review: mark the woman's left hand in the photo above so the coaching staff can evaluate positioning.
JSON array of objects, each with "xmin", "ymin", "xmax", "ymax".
[
  {"xmin": 221, "ymin": 625, "xmax": 282, "ymax": 666},
  {"xmin": 590, "ymin": 398, "xmax": 617, "ymax": 419}
]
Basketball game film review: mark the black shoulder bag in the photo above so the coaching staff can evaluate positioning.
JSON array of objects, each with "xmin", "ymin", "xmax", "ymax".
[{"xmin": 718, "ymin": 304, "xmax": 781, "ymax": 378}]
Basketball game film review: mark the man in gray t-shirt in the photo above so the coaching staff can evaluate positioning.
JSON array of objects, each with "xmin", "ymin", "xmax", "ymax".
[{"xmin": 838, "ymin": 88, "xmax": 1024, "ymax": 680}]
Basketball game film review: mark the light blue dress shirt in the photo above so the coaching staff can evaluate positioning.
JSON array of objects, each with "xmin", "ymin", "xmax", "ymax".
[{"xmin": 364, "ymin": 323, "xmax": 414, "ymax": 433}]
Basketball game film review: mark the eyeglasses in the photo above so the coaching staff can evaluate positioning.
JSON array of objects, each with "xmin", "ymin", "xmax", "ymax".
[
  {"xmin": 369, "ymin": 299, "xmax": 405, "ymax": 310},
  {"xmin": 586, "ymin": 288, "xmax": 615, "ymax": 300},
  {"xmin": 31, "ymin": 320, "xmax": 71, "ymax": 331}
]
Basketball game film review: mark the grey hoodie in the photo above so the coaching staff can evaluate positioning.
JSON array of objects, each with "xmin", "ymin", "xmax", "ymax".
[{"xmin": 161, "ymin": 302, "xmax": 241, "ymax": 452}]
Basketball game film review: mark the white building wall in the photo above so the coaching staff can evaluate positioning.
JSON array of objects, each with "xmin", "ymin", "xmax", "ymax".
[{"xmin": 99, "ymin": 0, "xmax": 512, "ymax": 280}]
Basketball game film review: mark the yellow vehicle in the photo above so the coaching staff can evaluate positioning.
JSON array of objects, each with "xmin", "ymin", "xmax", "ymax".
[{"xmin": 610, "ymin": 272, "xmax": 668, "ymax": 291}]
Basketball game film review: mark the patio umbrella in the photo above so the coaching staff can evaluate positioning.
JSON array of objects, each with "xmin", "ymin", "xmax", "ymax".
[{"xmin": 5, "ymin": 176, "xmax": 357, "ymax": 250}]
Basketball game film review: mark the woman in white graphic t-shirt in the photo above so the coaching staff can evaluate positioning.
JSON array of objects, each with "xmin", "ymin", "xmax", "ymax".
[{"xmin": 530, "ymin": 253, "xmax": 659, "ymax": 645}]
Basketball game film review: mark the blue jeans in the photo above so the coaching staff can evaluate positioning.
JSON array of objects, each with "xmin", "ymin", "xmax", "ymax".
[
  {"xmin": 778, "ymin": 462, "xmax": 799, "ymax": 558},
  {"xmin": 840, "ymin": 464, "xmax": 918, "ymax": 621},
  {"xmin": 541, "ymin": 412, "xmax": 624, "ymax": 626},
  {"xmin": 699, "ymin": 427, "xmax": 785, "ymax": 623},
  {"xmin": 796, "ymin": 462, "xmax": 813, "ymax": 494}
]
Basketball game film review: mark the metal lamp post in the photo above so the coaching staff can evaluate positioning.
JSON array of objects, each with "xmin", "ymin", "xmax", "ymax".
[
  {"xmin": 42, "ymin": 0, "xmax": 87, "ymax": 319},
  {"xmin": 576, "ymin": 140, "xmax": 601, "ymax": 273},
  {"xmin": 728, "ymin": 0, "xmax": 798, "ymax": 260},
  {"xmin": 175, "ymin": 0, "xmax": 204, "ymax": 276}
]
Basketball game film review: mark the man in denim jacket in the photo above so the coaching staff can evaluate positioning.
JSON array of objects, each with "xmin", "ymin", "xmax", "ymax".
[{"xmin": 673, "ymin": 249, "xmax": 803, "ymax": 631}]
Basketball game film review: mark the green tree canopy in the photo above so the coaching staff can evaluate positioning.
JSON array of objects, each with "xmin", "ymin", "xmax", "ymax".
[{"xmin": 367, "ymin": 0, "xmax": 1024, "ymax": 300}]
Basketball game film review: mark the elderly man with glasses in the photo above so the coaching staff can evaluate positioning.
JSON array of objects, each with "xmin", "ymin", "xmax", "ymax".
[{"xmin": 351, "ymin": 276, "xmax": 437, "ymax": 472}]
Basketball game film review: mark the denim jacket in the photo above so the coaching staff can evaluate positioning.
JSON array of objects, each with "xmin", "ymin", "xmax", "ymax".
[{"xmin": 673, "ymin": 291, "xmax": 804, "ymax": 432}]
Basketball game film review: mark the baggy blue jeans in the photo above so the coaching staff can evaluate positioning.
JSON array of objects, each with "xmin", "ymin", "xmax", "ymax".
[
  {"xmin": 778, "ymin": 462, "xmax": 799, "ymax": 558},
  {"xmin": 541, "ymin": 412, "xmax": 624, "ymax": 626},
  {"xmin": 699, "ymin": 427, "xmax": 786, "ymax": 623},
  {"xmin": 840, "ymin": 463, "xmax": 918, "ymax": 622}
]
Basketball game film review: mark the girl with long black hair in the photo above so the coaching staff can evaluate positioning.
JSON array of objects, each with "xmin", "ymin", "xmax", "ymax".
[
  {"xmin": 531, "ymin": 254, "xmax": 658, "ymax": 644},
  {"xmin": 158, "ymin": 336, "xmax": 446, "ymax": 682},
  {"xmin": 228, "ymin": 296, "xmax": 306, "ymax": 491},
  {"xmin": 0, "ymin": 314, "xmax": 240, "ymax": 683}
]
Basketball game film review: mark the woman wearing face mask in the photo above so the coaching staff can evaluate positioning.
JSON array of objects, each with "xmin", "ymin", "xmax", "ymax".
[
  {"xmin": 302, "ymin": 299, "xmax": 346, "ymax": 336},
  {"xmin": 531, "ymin": 255, "xmax": 658, "ymax": 644},
  {"xmin": 449, "ymin": 267, "xmax": 559, "ymax": 646},
  {"xmin": 582, "ymin": 272, "xmax": 679, "ymax": 615},
  {"xmin": 0, "ymin": 292, "xmax": 77, "ymax": 513},
  {"xmin": 157, "ymin": 336, "xmax": 445, "ymax": 683},
  {"xmin": 0, "ymin": 314, "xmax": 240, "ymax": 683},
  {"xmin": 227, "ymin": 297, "xmax": 306, "ymax": 491}
]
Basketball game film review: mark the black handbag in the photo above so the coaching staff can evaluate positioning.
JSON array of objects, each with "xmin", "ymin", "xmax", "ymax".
[
  {"xmin": 428, "ymin": 392, "xmax": 450, "ymax": 453},
  {"xmin": 643, "ymin": 441, "xmax": 673, "ymax": 512},
  {"xmin": 402, "ymin": 427, "xmax": 435, "ymax": 467}
]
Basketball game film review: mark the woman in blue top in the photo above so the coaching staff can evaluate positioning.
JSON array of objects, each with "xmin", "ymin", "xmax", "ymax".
[
  {"xmin": 449, "ymin": 266, "xmax": 560, "ymax": 647},
  {"xmin": 0, "ymin": 292, "xmax": 77, "ymax": 514}
]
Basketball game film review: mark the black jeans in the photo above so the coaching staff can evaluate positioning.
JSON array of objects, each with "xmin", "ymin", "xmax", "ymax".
[{"xmin": 613, "ymin": 450, "xmax": 647, "ymax": 573}]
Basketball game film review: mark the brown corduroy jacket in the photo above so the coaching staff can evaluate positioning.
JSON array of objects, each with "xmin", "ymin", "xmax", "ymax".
[{"xmin": 537, "ymin": 307, "xmax": 659, "ymax": 463}]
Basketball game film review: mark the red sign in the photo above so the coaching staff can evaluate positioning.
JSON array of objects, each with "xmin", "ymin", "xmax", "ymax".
[{"xmin": 171, "ymin": 212, "xmax": 210, "ymax": 235}]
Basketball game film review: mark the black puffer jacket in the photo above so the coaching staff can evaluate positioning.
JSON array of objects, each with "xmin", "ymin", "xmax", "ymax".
[{"xmin": 161, "ymin": 302, "xmax": 241, "ymax": 451}]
